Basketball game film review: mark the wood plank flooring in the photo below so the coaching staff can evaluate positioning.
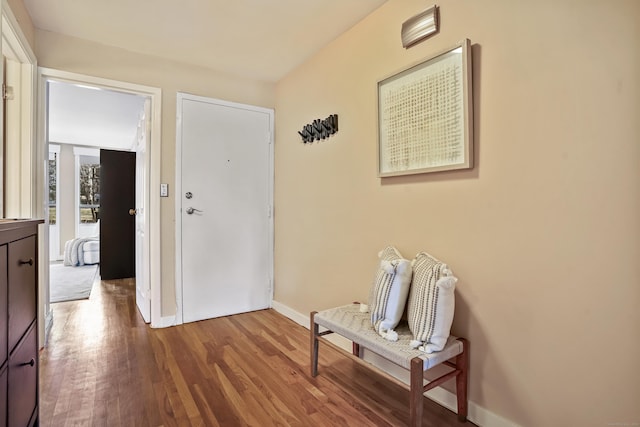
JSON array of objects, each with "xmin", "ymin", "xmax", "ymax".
[{"xmin": 40, "ymin": 278, "xmax": 470, "ymax": 426}]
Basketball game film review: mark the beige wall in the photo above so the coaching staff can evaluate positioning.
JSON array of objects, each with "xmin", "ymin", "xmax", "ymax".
[
  {"xmin": 34, "ymin": 29, "xmax": 276, "ymax": 315},
  {"xmin": 274, "ymin": 0, "xmax": 640, "ymax": 425},
  {"xmin": 7, "ymin": 0, "xmax": 638, "ymax": 424}
]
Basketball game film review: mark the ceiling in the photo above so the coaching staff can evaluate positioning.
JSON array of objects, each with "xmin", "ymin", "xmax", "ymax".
[
  {"xmin": 29, "ymin": 1, "xmax": 387, "ymax": 150},
  {"xmin": 47, "ymin": 81, "xmax": 146, "ymax": 151},
  {"xmin": 23, "ymin": 0, "xmax": 388, "ymax": 83}
]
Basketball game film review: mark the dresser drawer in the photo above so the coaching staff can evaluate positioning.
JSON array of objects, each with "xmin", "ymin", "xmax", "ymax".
[
  {"xmin": 8, "ymin": 235, "xmax": 37, "ymax": 351},
  {"xmin": 8, "ymin": 325, "xmax": 37, "ymax": 427}
]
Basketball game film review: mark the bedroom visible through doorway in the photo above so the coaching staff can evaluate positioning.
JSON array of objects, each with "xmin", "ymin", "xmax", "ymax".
[{"xmin": 44, "ymin": 79, "xmax": 149, "ymax": 317}]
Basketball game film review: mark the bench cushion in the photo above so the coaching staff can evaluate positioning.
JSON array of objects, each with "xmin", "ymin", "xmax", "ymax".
[{"xmin": 315, "ymin": 303, "xmax": 462, "ymax": 371}]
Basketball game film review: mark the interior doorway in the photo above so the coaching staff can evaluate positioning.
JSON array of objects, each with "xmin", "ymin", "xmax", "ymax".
[
  {"xmin": 38, "ymin": 69, "xmax": 162, "ymax": 329},
  {"xmin": 44, "ymin": 80, "xmax": 147, "ymax": 319}
]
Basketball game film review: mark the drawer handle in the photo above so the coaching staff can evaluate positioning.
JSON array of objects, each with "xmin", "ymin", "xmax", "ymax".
[
  {"xmin": 19, "ymin": 258, "xmax": 34, "ymax": 266},
  {"xmin": 19, "ymin": 358, "xmax": 35, "ymax": 367}
]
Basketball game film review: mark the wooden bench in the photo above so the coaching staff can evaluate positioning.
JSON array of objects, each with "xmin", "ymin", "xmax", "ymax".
[{"xmin": 310, "ymin": 303, "xmax": 468, "ymax": 427}]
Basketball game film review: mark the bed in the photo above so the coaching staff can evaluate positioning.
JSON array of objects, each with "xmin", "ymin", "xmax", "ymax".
[
  {"xmin": 63, "ymin": 237, "xmax": 100, "ymax": 266},
  {"xmin": 63, "ymin": 221, "xmax": 100, "ymax": 266}
]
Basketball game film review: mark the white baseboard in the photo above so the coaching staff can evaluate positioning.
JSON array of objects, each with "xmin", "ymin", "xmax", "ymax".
[
  {"xmin": 271, "ymin": 300, "xmax": 519, "ymax": 427},
  {"xmin": 273, "ymin": 300, "xmax": 354, "ymax": 351},
  {"xmin": 152, "ymin": 315, "xmax": 176, "ymax": 328},
  {"xmin": 43, "ymin": 308, "xmax": 54, "ymax": 346}
]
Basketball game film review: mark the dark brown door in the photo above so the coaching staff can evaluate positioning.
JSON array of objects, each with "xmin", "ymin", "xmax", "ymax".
[{"xmin": 100, "ymin": 149, "xmax": 135, "ymax": 280}]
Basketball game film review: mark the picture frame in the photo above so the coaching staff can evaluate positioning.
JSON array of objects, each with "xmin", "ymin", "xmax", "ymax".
[{"xmin": 377, "ymin": 39, "xmax": 473, "ymax": 177}]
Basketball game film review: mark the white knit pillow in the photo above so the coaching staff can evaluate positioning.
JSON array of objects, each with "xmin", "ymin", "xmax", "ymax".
[
  {"xmin": 407, "ymin": 252, "xmax": 457, "ymax": 353},
  {"xmin": 368, "ymin": 246, "xmax": 413, "ymax": 341}
]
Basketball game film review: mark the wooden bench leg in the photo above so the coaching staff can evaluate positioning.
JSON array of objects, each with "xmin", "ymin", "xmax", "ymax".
[
  {"xmin": 410, "ymin": 357, "xmax": 423, "ymax": 427},
  {"xmin": 352, "ymin": 301, "xmax": 361, "ymax": 357},
  {"xmin": 455, "ymin": 338, "xmax": 469, "ymax": 422},
  {"xmin": 352, "ymin": 342, "xmax": 360, "ymax": 357},
  {"xmin": 310, "ymin": 311, "xmax": 319, "ymax": 377}
]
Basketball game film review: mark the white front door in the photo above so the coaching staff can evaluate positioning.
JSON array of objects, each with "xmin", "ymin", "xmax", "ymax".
[{"xmin": 177, "ymin": 94, "xmax": 273, "ymax": 324}]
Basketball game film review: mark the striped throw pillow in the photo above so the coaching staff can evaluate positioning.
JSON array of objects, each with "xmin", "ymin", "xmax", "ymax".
[
  {"xmin": 407, "ymin": 252, "xmax": 457, "ymax": 353},
  {"xmin": 368, "ymin": 246, "xmax": 413, "ymax": 341}
]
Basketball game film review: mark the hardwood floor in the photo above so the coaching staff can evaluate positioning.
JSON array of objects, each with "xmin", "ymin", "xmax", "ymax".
[{"xmin": 40, "ymin": 278, "xmax": 470, "ymax": 426}]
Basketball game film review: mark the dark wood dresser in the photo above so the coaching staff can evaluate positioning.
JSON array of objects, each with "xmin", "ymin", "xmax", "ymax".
[{"xmin": 0, "ymin": 219, "xmax": 43, "ymax": 427}]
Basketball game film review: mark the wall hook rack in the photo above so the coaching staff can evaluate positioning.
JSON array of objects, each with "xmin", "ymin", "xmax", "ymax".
[{"xmin": 298, "ymin": 114, "xmax": 338, "ymax": 144}]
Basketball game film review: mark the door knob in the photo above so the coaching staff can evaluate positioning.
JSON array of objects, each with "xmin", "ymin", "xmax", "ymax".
[
  {"xmin": 129, "ymin": 209, "xmax": 137, "ymax": 216},
  {"xmin": 186, "ymin": 207, "xmax": 203, "ymax": 215}
]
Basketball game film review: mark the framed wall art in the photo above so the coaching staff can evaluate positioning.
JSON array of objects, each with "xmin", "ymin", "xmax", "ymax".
[{"xmin": 377, "ymin": 39, "xmax": 473, "ymax": 177}]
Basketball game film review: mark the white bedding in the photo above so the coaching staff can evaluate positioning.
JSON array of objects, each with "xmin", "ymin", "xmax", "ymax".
[
  {"xmin": 64, "ymin": 237, "xmax": 100, "ymax": 266},
  {"xmin": 83, "ymin": 240, "xmax": 100, "ymax": 265}
]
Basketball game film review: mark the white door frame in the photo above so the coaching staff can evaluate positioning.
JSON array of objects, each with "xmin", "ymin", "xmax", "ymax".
[
  {"xmin": 37, "ymin": 68, "xmax": 163, "ymax": 328},
  {"xmin": 174, "ymin": 92, "xmax": 274, "ymax": 325}
]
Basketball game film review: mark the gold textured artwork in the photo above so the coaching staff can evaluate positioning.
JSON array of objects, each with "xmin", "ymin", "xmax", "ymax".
[{"xmin": 378, "ymin": 39, "xmax": 473, "ymax": 177}]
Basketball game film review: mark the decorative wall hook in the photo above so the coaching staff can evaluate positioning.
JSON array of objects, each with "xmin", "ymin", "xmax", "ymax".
[{"xmin": 299, "ymin": 114, "xmax": 338, "ymax": 144}]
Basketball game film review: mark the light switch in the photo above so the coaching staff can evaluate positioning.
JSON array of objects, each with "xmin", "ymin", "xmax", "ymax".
[{"xmin": 160, "ymin": 183, "xmax": 169, "ymax": 197}]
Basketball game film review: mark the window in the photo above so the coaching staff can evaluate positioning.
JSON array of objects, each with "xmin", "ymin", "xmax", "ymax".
[
  {"xmin": 74, "ymin": 147, "xmax": 100, "ymax": 238},
  {"xmin": 48, "ymin": 149, "xmax": 58, "ymax": 224},
  {"xmin": 78, "ymin": 155, "xmax": 100, "ymax": 223}
]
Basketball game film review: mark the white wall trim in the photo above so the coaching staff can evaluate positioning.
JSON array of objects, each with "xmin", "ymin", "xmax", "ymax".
[
  {"xmin": 174, "ymin": 94, "xmax": 184, "ymax": 325},
  {"xmin": 271, "ymin": 300, "xmax": 520, "ymax": 427},
  {"xmin": 72, "ymin": 146, "xmax": 100, "ymax": 157},
  {"xmin": 43, "ymin": 307, "xmax": 54, "ymax": 346},
  {"xmin": 156, "ymin": 315, "xmax": 177, "ymax": 328},
  {"xmin": 1, "ymin": 5, "xmax": 36, "ymax": 64}
]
